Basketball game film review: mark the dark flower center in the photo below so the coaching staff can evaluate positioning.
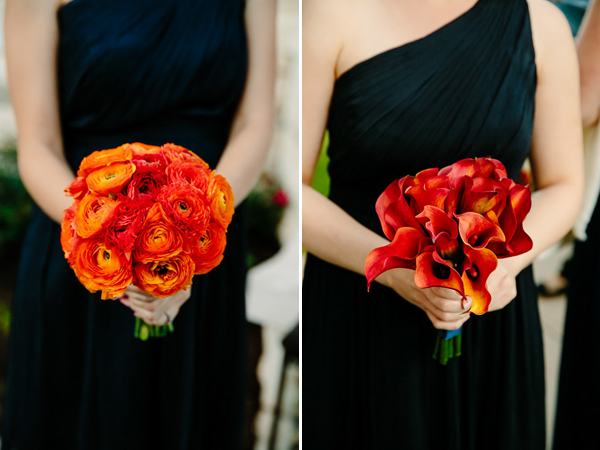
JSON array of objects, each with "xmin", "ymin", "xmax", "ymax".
[{"xmin": 434, "ymin": 263, "xmax": 451, "ymax": 280}]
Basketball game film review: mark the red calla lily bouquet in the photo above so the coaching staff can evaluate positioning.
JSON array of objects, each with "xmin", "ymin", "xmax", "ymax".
[{"xmin": 365, "ymin": 157, "xmax": 533, "ymax": 365}]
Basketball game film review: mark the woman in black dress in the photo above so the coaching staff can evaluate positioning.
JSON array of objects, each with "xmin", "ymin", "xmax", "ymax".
[
  {"xmin": 554, "ymin": 1, "xmax": 600, "ymax": 448},
  {"xmin": 2, "ymin": 0, "xmax": 274, "ymax": 448},
  {"xmin": 303, "ymin": 0, "xmax": 582, "ymax": 448}
]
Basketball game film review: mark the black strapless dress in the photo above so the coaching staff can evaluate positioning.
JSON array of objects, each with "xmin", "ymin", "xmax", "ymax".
[
  {"xmin": 303, "ymin": 1, "xmax": 546, "ymax": 449},
  {"xmin": 2, "ymin": 1, "xmax": 249, "ymax": 449}
]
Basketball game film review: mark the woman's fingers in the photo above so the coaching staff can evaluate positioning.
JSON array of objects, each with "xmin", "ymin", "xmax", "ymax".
[
  {"xmin": 425, "ymin": 291, "xmax": 465, "ymax": 314},
  {"xmin": 430, "ymin": 287, "xmax": 463, "ymax": 300},
  {"xmin": 127, "ymin": 296, "xmax": 159, "ymax": 311},
  {"xmin": 127, "ymin": 294, "xmax": 183, "ymax": 325},
  {"xmin": 424, "ymin": 309, "xmax": 470, "ymax": 331},
  {"xmin": 124, "ymin": 284, "xmax": 155, "ymax": 302},
  {"xmin": 120, "ymin": 288, "xmax": 192, "ymax": 325}
]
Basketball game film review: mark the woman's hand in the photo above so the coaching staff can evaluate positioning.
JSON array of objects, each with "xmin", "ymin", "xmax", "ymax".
[
  {"xmin": 486, "ymin": 260, "xmax": 518, "ymax": 312},
  {"xmin": 382, "ymin": 269, "xmax": 471, "ymax": 331},
  {"xmin": 118, "ymin": 285, "xmax": 192, "ymax": 326}
]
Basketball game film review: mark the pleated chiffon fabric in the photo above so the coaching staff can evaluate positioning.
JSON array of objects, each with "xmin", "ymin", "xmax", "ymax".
[
  {"xmin": 303, "ymin": 1, "xmax": 546, "ymax": 449},
  {"xmin": 2, "ymin": 1, "xmax": 249, "ymax": 449}
]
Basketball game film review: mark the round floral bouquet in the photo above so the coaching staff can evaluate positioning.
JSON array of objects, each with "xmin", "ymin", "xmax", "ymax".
[
  {"xmin": 365, "ymin": 157, "xmax": 533, "ymax": 364},
  {"xmin": 60, "ymin": 142, "xmax": 234, "ymax": 339}
]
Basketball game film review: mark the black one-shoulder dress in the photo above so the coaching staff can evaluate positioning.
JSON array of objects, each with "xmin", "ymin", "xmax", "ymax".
[
  {"xmin": 303, "ymin": 1, "xmax": 546, "ymax": 449},
  {"xmin": 2, "ymin": 1, "xmax": 249, "ymax": 449}
]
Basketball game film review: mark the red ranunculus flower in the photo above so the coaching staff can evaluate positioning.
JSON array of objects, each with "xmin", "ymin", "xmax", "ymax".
[
  {"xmin": 126, "ymin": 170, "xmax": 167, "ymax": 202},
  {"xmin": 161, "ymin": 143, "xmax": 209, "ymax": 168},
  {"xmin": 104, "ymin": 197, "xmax": 153, "ymax": 257},
  {"xmin": 165, "ymin": 160, "xmax": 211, "ymax": 192}
]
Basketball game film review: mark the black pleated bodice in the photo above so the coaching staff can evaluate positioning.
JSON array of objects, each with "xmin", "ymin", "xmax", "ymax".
[
  {"xmin": 327, "ymin": 0, "xmax": 536, "ymax": 226},
  {"xmin": 57, "ymin": 0, "xmax": 248, "ymax": 170}
]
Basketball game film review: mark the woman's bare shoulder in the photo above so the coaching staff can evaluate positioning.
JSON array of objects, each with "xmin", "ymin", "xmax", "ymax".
[
  {"xmin": 303, "ymin": 0, "xmax": 352, "ymax": 71},
  {"xmin": 526, "ymin": 0, "xmax": 572, "ymax": 46},
  {"xmin": 526, "ymin": 0, "xmax": 574, "ymax": 74}
]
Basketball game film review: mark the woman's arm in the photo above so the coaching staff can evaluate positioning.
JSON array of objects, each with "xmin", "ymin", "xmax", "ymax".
[
  {"xmin": 214, "ymin": 0, "xmax": 276, "ymax": 207},
  {"xmin": 574, "ymin": 0, "xmax": 600, "ymax": 126},
  {"xmin": 5, "ymin": 0, "xmax": 74, "ymax": 223},
  {"xmin": 487, "ymin": 0, "xmax": 584, "ymax": 310},
  {"xmin": 302, "ymin": 0, "xmax": 470, "ymax": 330}
]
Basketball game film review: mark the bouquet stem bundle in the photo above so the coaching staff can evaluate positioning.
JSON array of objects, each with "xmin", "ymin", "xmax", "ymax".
[{"xmin": 134, "ymin": 317, "xmax": 174, "ymax": 341}]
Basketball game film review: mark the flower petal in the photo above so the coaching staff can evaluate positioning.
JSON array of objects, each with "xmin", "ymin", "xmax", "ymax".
[
  {"xmin": 415, "ymin": 167, "xmax": 440, "ymax": 180},
  {"xmin": 365, "ymin": 227, "xmax": 432, "ymax": 290},
  {"xmin": 416, "ymin": 205, "xmax": 458, "ymax": 239},
  {"xmin": 375, "ymin": 178, "xmax": 423, "ymax": 240},
  {"xmin": 414, "ymin": 251, "xmax": 465, "ymax": 296},
  {"xmin": 416, "ymin": 205, "xmax": 461, "ymax": 260},
  {"xmin": 460, "ymin": 177, "xmax": 509, "ymax": 215},
  {"xmin": 462, "ymin": 248, "xmax": 498, "ymax": 315},
  {"xmin": 456, "ymin": 211, "xmax": 505, "ymax": 250},
  {"xmin": 509, "ymin": 184, "xmax": 532, "ymax": 223},
  {"xmin": 406, "ymin": 182, "xmax": 451, "ymax": 213},
  {"xmin": 439, "ymin": 159, "xmax": 477, "ymax": 189},
  {"xmin": 486, "ymin": 192, "xmax": 532, "ymax": 258}
]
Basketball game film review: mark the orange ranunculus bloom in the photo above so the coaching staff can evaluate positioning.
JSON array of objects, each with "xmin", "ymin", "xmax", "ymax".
[
  {"xmin": 75, "ymin": 194, "xmax": 120, "ymax": 239},
  {"xmin": 191, "ymin": 221, "xmax": 227, "ymax": 275},
  {"xmin": 61, "ymin": 201, "xmax": 80, "ymax": 260},
  {"xmin": 157, "ymin": 183, "xmax": 211, "ymax": 237},
  {"xmin": 77, "ymin": 144, "xmax": 133, "ymax": 177},
  {"xmin": 72, "ymin": 239, "xmax": 132, "ymax": 299},
  {"xmin": 133, "ymin": 203, "xmax": 185, "ymax": 263},
  {"xmin": 86, "ymin": 162, "xmax": 136, "ymax": 196},
  {"xmin": 207, "ymin": 174, "xmax": 234, "ymax": 230},
  {"xmin": 133, "ymin": 253, "xmax": 195, "ymax": 298},
  {"xmin": 161, "ymin": 143, "xmax": 209, "ymax": 168}
]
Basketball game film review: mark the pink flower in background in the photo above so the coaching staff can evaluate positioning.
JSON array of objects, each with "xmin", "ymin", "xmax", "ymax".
[{"xmin": 273, "ymin": 189, "xmax": 289, "ymax": 208}]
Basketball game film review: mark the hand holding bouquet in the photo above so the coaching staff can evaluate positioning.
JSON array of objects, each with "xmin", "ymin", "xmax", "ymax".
[
  {"xmin": 61, "ymin": 143, "xmax": 234, "ymax": 340},
  {"xmin": 365, "ymin": 157, "xmax": 533, "ymax": 364}
]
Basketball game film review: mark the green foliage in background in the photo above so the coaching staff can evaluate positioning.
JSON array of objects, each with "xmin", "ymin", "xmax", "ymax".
[
  {"xmin": 0, "ymin": 302, "xmax": 10, "ymax": 337},
  {"xmin": 311, "ymin": 131, "xmax": 331, "ymax": 196},
  {"xmin": 0, "ymin": 141, "xmax": 33, "ymax": 257}
]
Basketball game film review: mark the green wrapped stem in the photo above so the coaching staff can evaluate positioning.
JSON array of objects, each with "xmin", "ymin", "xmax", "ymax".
[
  {"xmin": 133, "ymin": 317, "xmax": 174, "ymax": 341},
  {"xmin": 432, "ymin": 333, "xmax": 462, "ymax": 365}
]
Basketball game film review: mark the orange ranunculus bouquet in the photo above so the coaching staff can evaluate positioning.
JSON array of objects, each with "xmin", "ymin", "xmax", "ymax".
[{"xmin": 61, "ymin": 143, "xmax": 234, "ymax": 340}]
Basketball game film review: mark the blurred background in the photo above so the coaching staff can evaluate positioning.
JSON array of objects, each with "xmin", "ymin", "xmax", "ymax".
[{"xmin": 0, "ymin": 0, "xmax": 299, "ymax": 449}]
